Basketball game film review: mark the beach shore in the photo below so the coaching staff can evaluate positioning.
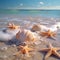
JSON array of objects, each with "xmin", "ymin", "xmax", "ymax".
[{"xmin": 0, "ymin": 16, "xmax": 60, "ymax": 60}]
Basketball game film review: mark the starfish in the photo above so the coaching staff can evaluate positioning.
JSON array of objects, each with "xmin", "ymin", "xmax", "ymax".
[
  {"xmin": 40, "ymin": 43, "xmax": 60, "ymax": 59},
  {"xmin": 40, "ymin": 30, "xmax": 56, "ymax": 39},
  {"xmin": 7, "ymin": 23, "xmax": 20, "ymax": 29},
  {"xmin": 14, "ymin": 44, "xmax": 33, "ymax": 57}
]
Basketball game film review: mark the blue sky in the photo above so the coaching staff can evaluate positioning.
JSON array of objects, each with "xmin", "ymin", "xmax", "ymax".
[{"xmin": 0, "ymin": 0, "xmax": 60, "ymax": 9}]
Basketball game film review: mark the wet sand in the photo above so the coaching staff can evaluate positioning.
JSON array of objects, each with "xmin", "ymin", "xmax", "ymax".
[
  {"xmin": 0, "ymin": 37, "xmax": 60, "ymax": 60},
  {"xmin": 0, "ymin": 16, "xmax": 60, "ymax": 60}
]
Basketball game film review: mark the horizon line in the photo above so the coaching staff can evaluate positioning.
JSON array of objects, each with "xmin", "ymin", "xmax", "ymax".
[{"xmin": 0, "ymin": 8, "xmax": 60, "ymax": 10}]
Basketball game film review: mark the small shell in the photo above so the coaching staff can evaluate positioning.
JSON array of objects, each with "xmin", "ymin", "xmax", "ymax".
[
  {"xmin": 1, "ymin": 46, "xmax": 8, "ymax": 51},
  {"xmin": 12, "ymin": 44, "xmax": 16, "ymax": 47},
  {"xmin": 31, "ymin": 24, "xmax": 49, "ymax": 32},
  {"xmin": 31, "ymin": 24, "xmax": 41, "ymax": 32}
]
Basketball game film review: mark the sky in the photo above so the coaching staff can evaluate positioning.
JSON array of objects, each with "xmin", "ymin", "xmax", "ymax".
[{"xmin": 0, "ymin": 0, "xmax": 60, "ymax": 9}]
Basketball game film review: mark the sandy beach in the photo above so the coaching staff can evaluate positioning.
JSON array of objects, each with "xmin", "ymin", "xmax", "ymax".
[
  {"xmin": 0, "ymin": 36, "xmax": 60, "ymax": 60},
  {"xmin": 0, "ymin": 16, "xmax": 60, "ymax": 60},
  {"xmin": 0, "ymin": 0, "xmax": 60, "ymax": 60}
]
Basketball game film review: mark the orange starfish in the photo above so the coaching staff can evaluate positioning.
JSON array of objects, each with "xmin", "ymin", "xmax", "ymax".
[
  {"xmin": 7, "ymin": 23, "xmax": 20, "ymax": 29},
  {"xmin": 40, "ymin": 43, "xmax": 60, "ymax": 59},
  {"xmin": 14, "ymin": 44, "xmax": 33, "ymax": 57},
  {"xmin": 40, "ymin": 30, "xmax": 56, "ymax": 39}
]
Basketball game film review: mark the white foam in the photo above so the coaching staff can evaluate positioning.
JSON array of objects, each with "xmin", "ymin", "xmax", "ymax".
[
  {"xmin": 49, "ymin": 22, "xmax": 60, "ymax": 32},
  {"xmin": 0, "ymin": 29, "xmax": 20, "ymax": 41}
]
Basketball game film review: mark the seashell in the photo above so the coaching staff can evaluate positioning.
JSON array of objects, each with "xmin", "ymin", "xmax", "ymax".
[
  {"xmin": 16, "ymin": 29, "xmax": 39, "ymax": 43},
  {"xmin": 12, "ymin": 44, "xmax": 16, "ymax": 47},
  {"xmin": 31, "ymin": 24, "xmax": 48, "ymax": 32},
  {"xmin": 31, "ymin": 24, "xmax": 41, "ymax": 32},
  {"xmin": 31, "ymin": 22, "xmax": 60, "ymax": 32},
  {"xmin": 1, "ymin": 46, "xmax": 8, "ymax": 51}
]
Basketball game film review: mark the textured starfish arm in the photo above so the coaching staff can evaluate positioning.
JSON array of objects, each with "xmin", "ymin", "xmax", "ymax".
[
  {"xmin": 50, "ymin": 31, "xmax": 56, "ymax": 36},
  {"xmin": 40, "ymin": 32, "xmax": 47, "ymax": 36},
  {"xmin": 50, "ymin": 34, "xmax": 56, "ymax": 40},
  {"xmin": 15, "ymin": 26, "xmax": 20, "ymax": 29},
  {"xmin": 25, "ymin": 50, "xmax": 30, "ymax": 57},
  {"xmin": 40, "ymin": 48, "xmax": 49, "ymax": 51},
  {"xmin": 44, "ymin": 35, "xmax": 49, "ymax": 38},
  {"xmin": 27, "ymin": 48, "xmax": 33, "ymax": 51},
  {"xmin": 24, "ymin": 45, "xmax": 34, "ymax": 51},
  {"xmin": 8, "ymin": 26, "xmax": 12, "ymax": 29},
  {"xmin": 54, "ymin": 48, "xmax": 60, "ymax": 50},
  {"xmin": 52, "ymin": 33, "xmax": 56, "ymax": 37},
  {"xmin": 45, "ymin": 50, "xmax": 52, "ymax": 59},
  {"xmin": 54, "ymin": 51, "xmax": 60, "ymax": 58}
]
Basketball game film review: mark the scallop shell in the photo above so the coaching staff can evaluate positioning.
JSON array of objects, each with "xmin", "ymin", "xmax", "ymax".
[{"xmin": 16, "ymin": 29, "xmax": 39, "ymax": 43}]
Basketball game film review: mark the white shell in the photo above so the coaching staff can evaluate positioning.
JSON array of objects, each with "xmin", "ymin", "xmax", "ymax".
[
  {"xmin": 16, "ymin": 29, "xmax": 40, "ymax": 43},
  {"xmin": 31, "ymin": 22, "xmax": 60, "ymax": 32}
]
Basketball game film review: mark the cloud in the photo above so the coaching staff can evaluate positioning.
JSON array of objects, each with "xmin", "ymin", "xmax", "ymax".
[
  {"xmin": 20, "ymin": 3, "xmax": 23, "ymax": 6},
  {"xmin": 42, "ymin": 6, "xmax": 60, "ymax": 10},
  {"xmin": 39, "ymin": 2, "xmax": 44, "ymax": 5}
]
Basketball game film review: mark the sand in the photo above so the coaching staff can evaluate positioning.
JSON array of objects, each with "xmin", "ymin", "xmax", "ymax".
[
  {"xmin": 0, "ymin": 37, "xmax": 60, "ymax": 60},
  {"xmin": 0, "ymin": 16, "xmax": 60, "ymax": 60}
]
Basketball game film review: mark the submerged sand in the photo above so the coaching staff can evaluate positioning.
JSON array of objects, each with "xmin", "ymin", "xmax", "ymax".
[{"xmin": 0, "ymin": 37, "xmax": 60, "ymax": 60}]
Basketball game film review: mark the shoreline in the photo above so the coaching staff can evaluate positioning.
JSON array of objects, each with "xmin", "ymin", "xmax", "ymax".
[{"xmin": 0, "ymin": 16, "xmax": 60, "ymax": 60}]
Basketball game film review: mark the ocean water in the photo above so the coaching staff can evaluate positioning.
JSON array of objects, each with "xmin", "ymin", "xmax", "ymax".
[
  {"xmin": 0, "ymin": 9, "xmax": 60, "ymax": 43},
  {"xmin": 0, "ymin": 9, "xmax": 60, "ymax": 29},
  {"xmin": 0, "ymin": 9, "xmax": 60, "ymax": 26},
  {"xmin": 0, "ymin": 9, "xmax": 60, "ymax": 60},
  {"xmin": 0, "ymin": 9, "xmax": 60, "ymax": 18}
]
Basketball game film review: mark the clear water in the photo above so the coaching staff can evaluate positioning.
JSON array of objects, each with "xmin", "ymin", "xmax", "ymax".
[
  {"xmin": 0, "ymin": 9, "xmax": 60, "ymax": 18},
  {"xmin": 0, "ymin": 9, "xmax": 60, "ymax": 42}
]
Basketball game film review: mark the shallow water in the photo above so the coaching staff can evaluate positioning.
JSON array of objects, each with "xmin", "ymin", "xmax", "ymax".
[
  {"xmin": 0, "ymin": 11, "xmax": 60, "ymax": 60},
  {"xmin": 0, "ymin": 15, "xmax": 60, "ymax": 42}
]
